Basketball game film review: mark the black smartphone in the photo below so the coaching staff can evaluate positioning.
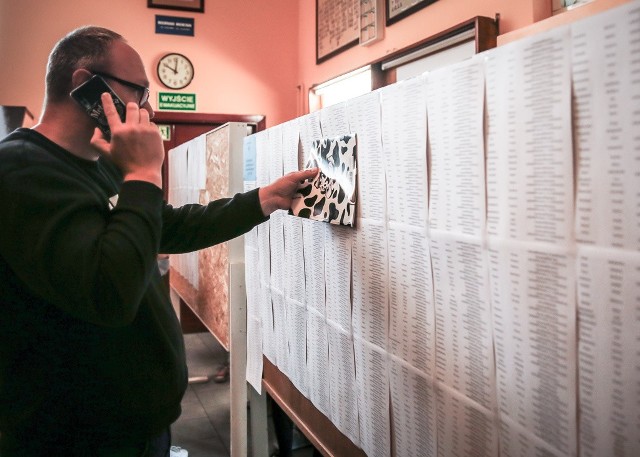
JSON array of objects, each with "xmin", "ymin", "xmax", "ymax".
[{"xmin": 70, "ymin": 75, "xmax": 126, "ymax": 139}]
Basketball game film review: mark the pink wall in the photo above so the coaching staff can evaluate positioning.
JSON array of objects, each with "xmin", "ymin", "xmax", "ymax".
[
  {"xmin": 0, "ymin": 0, "xmax": 299, "ymax": 127},
  {"xmin": 297, "ymin": 0, "xmax": 550, "ymax": 112},
  {"xmin": 0, "ymin": 0, "xmax": 551, "ymax": 129}
]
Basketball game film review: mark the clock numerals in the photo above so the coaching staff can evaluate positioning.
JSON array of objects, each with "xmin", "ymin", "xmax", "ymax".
[{"xmin": 157, "ymin": 53, "xmax": 194, "ymax": 90}]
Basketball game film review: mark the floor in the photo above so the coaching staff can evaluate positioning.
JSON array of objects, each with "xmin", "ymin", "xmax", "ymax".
[{"xmin": 171, "ymin": 332, "xmax": 316, "ymax": 457}]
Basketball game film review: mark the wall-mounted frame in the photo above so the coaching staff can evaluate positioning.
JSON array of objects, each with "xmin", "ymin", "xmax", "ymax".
[
  {"xmin": 386, "ymin": 0, "xmax": 438, "ymax": 26},
  {"xmin": 317, "ymin": 0, "xmax": 360, "ymax": 64},
  {"xmin": 360, "ymin": 0, "xmax": 384, "ymax": 45},
  {"xmin": 148, "ymin": 0, "xmax": 204, "ymax": 13}
]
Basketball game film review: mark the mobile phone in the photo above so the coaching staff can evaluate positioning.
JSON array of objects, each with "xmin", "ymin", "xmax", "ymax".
[{"xmin": 70, "ymin": 75, "xmax": 126, "ymax": 139}]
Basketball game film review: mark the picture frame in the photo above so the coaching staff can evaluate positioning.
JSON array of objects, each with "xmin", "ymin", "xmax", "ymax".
[
  {"xmin": 386, "ymin": 0, "xmax": 437, "ymax": 26},
  {"xmin": 148, "ymin": 0, "xmax": 204, "ymax": 13},
  {"xmin": 316, "ymin": 0, "xmax": 359, "ymax": 64}
]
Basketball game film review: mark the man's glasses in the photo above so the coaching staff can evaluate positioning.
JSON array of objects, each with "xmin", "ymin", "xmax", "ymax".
[{"xmin": 92, "ymin": 71, "xmax": 150, "ymax": 106}]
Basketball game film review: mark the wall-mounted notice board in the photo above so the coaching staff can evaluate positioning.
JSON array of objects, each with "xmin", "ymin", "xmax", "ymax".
[{"xmin": 247, "ymin": 1, "xmax": 640, "ymax": 456}]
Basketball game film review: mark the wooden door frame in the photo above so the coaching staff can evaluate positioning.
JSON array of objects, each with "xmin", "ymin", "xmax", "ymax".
[
  {"xmin": 155, "ymin": 111, "xmax": 266, "ymax": 201},
  {"xmin": 153, "ymin": 111, "xmax": 266, "ymax": 131}
]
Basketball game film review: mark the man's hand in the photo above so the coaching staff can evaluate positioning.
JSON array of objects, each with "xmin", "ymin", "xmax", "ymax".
[
  {"xmin": 259, "ymin": 168, "xmax": 319, "ymax": 216},
  {"xmin": 90, "ymin": 93, "xmax": 165, "ymax": 188}
]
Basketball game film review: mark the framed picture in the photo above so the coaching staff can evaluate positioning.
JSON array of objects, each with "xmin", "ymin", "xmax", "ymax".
[
  {"xmin": 148, "ymin": 0, "xmax": 204, "ymax": 13},
  {"xmin": 316, "ymin": 0, "xmax": 359, "ymax": 64},
  {"xmin": 386, "ymin": 0, "xmax": 437, "ymax": 26}
]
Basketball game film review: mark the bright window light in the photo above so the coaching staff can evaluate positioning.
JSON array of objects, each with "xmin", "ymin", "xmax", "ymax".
[{"xmin": 309, "ymin": 66, "xmax": 372, "ymax": 112}]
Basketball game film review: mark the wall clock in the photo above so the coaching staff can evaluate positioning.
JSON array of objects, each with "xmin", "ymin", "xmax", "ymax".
[{"xmin": 157, "ymin": 53, "xmax": 194, "ymax": 89}]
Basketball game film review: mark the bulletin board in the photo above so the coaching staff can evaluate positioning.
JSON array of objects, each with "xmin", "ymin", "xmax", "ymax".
[
  {"xmin": 169, "ymin": 127, "xmax": 232, "ymax": 348},
  {"xmin": 247, "ymin": 2, "xmax": 640, "ymax": 456}
]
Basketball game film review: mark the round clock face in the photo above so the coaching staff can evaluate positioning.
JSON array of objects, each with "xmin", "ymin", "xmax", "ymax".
[{"xmin": 157, "ymin": 53, "xmax": 194, "ymax": 89}]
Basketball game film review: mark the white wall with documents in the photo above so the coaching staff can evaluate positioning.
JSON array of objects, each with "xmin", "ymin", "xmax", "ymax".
[{"xmin": 244, "ymin": 2, "xmax": 640, "ymax": 456}]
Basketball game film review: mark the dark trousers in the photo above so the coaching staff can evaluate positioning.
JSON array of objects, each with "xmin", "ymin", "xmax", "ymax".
[
  {"xmin": 94, "ymin": 428, "xmax": 172, "ymax": 457},
  {"xmin": 142, "ymin": 428, "xmax": 171, "ymax": 457},
  {"xmin": 0, "ymin": 428, "xmax": 171, "ymax": 457}
]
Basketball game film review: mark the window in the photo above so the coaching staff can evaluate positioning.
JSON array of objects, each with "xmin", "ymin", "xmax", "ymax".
[
  {"xmin": 307, "ymin": 16, "xmax": 499, "ymax": 113},
  {"xmin": 553, "ymin": 0, "xmax": 596, "ymax": 14},
  {"xmin": 382, "ymin": 28, "xmax": 477, "ymax": 82},
  {"xmin": 308, "ymin": 66, "xmax": 373, "ymax": 112},
  {"xmin": 377, "ymin": 16, "xmax": 498, "ymax": 86}
]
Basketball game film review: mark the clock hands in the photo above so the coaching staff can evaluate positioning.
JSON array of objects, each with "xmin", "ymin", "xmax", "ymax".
[
  {"xmin": 158, "ymin": 54, "xmax": 193, "ymax": 89},
  {"xmin": 162, "ymin": 62, "xmax": 178, "ymax": 74}
]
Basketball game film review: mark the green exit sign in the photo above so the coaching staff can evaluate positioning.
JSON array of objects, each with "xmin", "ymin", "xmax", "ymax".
[
  {"xmin": 158, "ymin": 92, "xmax": 196, "ymax": 111},
  {"xmin": 157, "ymin": 124, "xmax": 171, "ymax": 141}
]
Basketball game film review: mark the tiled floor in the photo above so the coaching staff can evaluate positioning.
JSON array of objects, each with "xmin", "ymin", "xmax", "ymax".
[{"xmin": 171, "ymin": 332, "xmax": 316, "ymax": 457}]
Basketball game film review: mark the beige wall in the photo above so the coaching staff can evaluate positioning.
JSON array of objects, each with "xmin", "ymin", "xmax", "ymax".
[
  {"xmin": 1, "ymin": 0, "xmax": 587, "ymax": 129},
  {"xmin": 0, "ymin": 0, "xmax": 299, "ymax": 127}
]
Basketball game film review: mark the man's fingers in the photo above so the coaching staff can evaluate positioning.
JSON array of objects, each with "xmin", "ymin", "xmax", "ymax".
[
  {"xmin": 139, "ymin": 108, "xmax": 150, "ymax": 124},
  {"xmin": 297, "ymin": 167, "xmax": 319, "ymax": 182},
  {"xmin": 89, "ymin": 127, "xmax": 109, "ymax": 155},
  {"xmin": 125, "ymin": 101, "xmax": 141, "ymax": 124},
  {"xmin": 100, "ymin": 92, "xmax": 124, "ymax": 127}
]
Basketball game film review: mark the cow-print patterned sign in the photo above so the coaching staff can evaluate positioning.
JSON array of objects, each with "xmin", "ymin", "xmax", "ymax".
[{"xmin": 290, "ymin": 134, "xmax": 357, "ymax": 226}]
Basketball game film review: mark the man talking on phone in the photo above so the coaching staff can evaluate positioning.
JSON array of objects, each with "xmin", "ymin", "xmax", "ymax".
[{"xmin": 0, "ymin": 26, "xmax": 317, "ymax": 456}]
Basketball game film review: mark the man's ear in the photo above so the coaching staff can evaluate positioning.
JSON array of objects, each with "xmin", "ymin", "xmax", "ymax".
[{"xmin": 70, "ymin": 68, "xmax": 92, "ymax": 90}]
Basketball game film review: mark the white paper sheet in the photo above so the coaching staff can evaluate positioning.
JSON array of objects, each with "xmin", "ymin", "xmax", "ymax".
[
  {"xmin": 283, "ymin": 215, "xmax": 306, "ymax": 304},
  {"xmin": 271, "ymin": 289, "xmax": 290, "ymax": 378},
  {"xmin": 168, "ymin": 141, "xmax": 200, "ymax": 288},
  {"xmin": 488, "ymin": 239, "xmax": 577, "ymax": 456},
  {"xmin": 351, "ymin": 218, "xmax": 388, "ymax": 347},
  {"xmin": 427, "ymin": 57, "xmax": 486, "ymax": 237},
  {"xmin": 572, "ymin": 2, "xmax": 640, "ymax": 251},
  {"xmin": 243, "ymin": 223, "xmax": 258, "ymax": 261},
  {"xmin": 255, "ymin": 129, "xmax": 270, "ymax": 188},
  {"xmin": 485, "ymin": 25, "xmax": 573, "ymax": 244},
  {"xmin": 260, "ymin": 283, "xmax": 277, "ymax": 365},
  {"xmin": 244, "ymin": 242, "xmax": 259, "ymax": 318},
  {"xmin": 576, "ymin": 245, "xmax": 640, "ymax": 457},
  {"xmin": 257, "ymin": 220, "xmax": 271, "ymax": 290},
  {"xmin": 246, "ymin": 316, "xmax": 263, "ymax": 394},
  {"xmin": 346, "ymin": 90, "xmax": 386, "ymax": 222},
  {"xmin": 353, "ymin": 337, "xmax": 390, "ymax": 457},
  {"xmin": 387, "ymin": 222, "xmax": 435, "ymax": 376},
  {"xmin": 389, "ymin": 355, "xmax": 437, "ymax": 457},
  {"xmin": 190, "ymin": 133, "xmax": 206, "ymax": 189},
  {"xmin": 281, "ymin": 118, "xmax": 301, "ymax": 174},
  {"xmin": 320, "ymin": 101, "xmax": 350, "ymax": 139},
  {"xmin": 436, "ymin": 383, "xmax": 499, "ymax": 457},
  {"xmin": 269, "ymin": 212, "xmax": 286, "ymax": 294},
  {"xmin": 243, "ymin": 134, "xmax": 257, "ymax": 192},
  {"xmin": 327, "ymin": 322, "xmax": 360, "ymax": 447},
  {"xmin": 286, "ymin": 298, "xmax": 308, "ymax": 397},
  {"xmin": 430, "ymin": 230, "xmax": 495, "ymax": 410},
  {"xmin": 268, "ymin": 124, "xmax": 284, "ymax": 183},
  {"xmin": 500, "ymin": 414, "xmax": 565, "ymax": 457},
  {"xmin": 324, "ymin": 225, "xmax": 353, "ymax": 331},
  {"xmin": 302, "ymin": 219, "xmax": 326, "ymax": 313},
  {"xmin": 379, "ymin": 76, "xmax": 428, "ymax": 228},
  {"xmin": 299, "ymin": 110, "xmax": 323, "ymax": 166},
  {"xmin": 306, "ymin": 307, "xmax": 331, "ymax": 419},
  {"xmin": 244, "ymin": 247, "xmax": 264, "ymax": 392}
]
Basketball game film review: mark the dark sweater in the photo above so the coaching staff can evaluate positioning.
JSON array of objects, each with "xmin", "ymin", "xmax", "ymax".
[{"xmin": 0, "ymin": 128, "xmax": 267, "ymax": 455}]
